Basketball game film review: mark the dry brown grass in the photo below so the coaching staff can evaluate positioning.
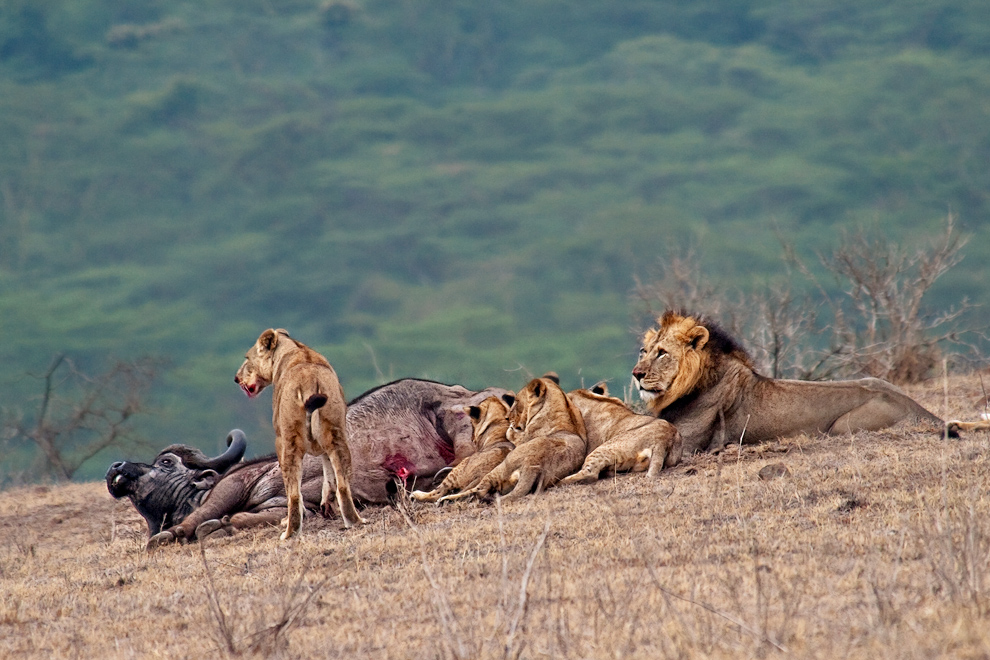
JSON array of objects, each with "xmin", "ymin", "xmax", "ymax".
[{"xmin": 3, "ymin": 373, "xmax": 990, "ymax": 659}]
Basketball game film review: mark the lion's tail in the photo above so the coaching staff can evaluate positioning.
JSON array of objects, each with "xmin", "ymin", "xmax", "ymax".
[
  {"xmin": 304, "ymin": 393, "xmax": 328, "ymax": 412},
  {"xmin": 303, "ymin": 392, "xmax": 328, "ymax": 441}
]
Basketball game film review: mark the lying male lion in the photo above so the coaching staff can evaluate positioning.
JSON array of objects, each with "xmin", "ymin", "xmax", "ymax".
[
  {"xmin": 560, "ymin": 382, "xmax": 682, "ymax": 484},
  {"xmin": 410, "ymin": 395, "xmax": 515, "ymax": 503},
  {"xmin": 235, "ymin": 328, "xmax": 366, "ymax": 539},
  {"xmin": 440, "ymin": 374, "xmax": 587, "ymax": 502},
  {"xmin": 632, "ymin": 310, "xmax": 988, "ymax": 454}
]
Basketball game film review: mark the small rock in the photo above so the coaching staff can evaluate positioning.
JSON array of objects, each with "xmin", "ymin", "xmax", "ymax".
[{"xmin": 758, "ymin": 463, "xmax": 790, "ymax": 481}]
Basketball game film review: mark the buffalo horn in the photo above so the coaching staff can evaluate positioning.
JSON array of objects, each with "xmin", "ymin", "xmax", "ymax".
[{"xmin": 201, "ymin": 429, "xmax": 247, "ymax": 471}]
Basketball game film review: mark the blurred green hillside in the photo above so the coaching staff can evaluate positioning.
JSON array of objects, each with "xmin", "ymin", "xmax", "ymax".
[{"xmin": 2, "ymin": 0, "xmax": 989, "ymax": 481}]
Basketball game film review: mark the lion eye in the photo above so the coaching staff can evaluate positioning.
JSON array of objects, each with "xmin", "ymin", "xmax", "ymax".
[
  {"xmin": 656, "ymin": 349, "xmax": 667, "ymax": 358},
  {"xmin": 639, "ymin": 348, "xmax": 647, "ymax": 356}
]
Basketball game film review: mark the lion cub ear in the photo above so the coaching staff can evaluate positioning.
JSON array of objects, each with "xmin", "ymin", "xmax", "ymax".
[
  {"xmin": 501, "ymin": 393, "xmax": 516, "ymax": 407},
  {"xmin": 591, "ymin": 382, "xmax": 608, "ymax": 396},
  {"xmin": 259, "ymin": 329, "xmax": 279, "ymax": 351},
  {"xmin": 468, "ymin": 405, "xmax": 482, "ymax": 421},
  {"xmin": 687, "ymin": 325, "xmax": 709, "ymax": 350},
  {"xmin": 531, "ymin": 379, "xmax": 547, "ymax": 397},
  {"xmin": 542, "ymin": 372, "xmax": 560, "ymax": 384}
]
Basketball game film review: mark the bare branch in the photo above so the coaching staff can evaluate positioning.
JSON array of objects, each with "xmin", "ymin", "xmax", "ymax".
[{"xmin": 5, "ymin": 355, "xmax": 161, "ymax": 481}]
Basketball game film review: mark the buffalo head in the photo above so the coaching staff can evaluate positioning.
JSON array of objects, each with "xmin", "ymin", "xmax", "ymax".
[{"xmin": 107, "ymin": 430, "xmax": 247, "ymax": 536}]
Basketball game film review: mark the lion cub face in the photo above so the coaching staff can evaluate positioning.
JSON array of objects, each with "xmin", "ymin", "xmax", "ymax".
[
  {"xmin": 234, "ymin": 328, "xmax": 283, "ymax": 398},
  {"xmin": 632, "ymin": 312, "xmax": 709, "ymax": 412},
  {"xmin": 505, "ymin": 373, "xmax": 586, "ymax": 443},
  {"xmin": 467, "ymin": 396, "xmax": 511, "ymax": 447},
  {"xmin": 505, "ymin": 378, "xmax": 551, "ymax": 443}
]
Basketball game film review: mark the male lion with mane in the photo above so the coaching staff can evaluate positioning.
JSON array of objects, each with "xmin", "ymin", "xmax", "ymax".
[{"xmin": 632, "ymin": 310, "xmax": 986, "ymax": 454}]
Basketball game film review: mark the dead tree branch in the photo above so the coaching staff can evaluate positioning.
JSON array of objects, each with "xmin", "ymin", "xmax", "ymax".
[{"xmin": 5, "ymin": 355, "xmax": 160, "ymax": 481}]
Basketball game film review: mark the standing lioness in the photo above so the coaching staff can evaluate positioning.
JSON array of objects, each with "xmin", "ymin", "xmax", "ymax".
[{"xmin": 235, "ymin": 329, "xmax": 366, "ymax": 539}]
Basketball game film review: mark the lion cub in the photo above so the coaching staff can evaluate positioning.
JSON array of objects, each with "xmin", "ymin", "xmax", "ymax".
[
  {"xmin": 441, "ymin": 374, "xmax": 587, "ymax": 502},
  {"xmin": 561, "ymin": 382, "xmax": 683, "ymax": 485},
  {"xmin": 410, "ymin": 395, "xmax": 515, "ymax": 503},
  {"xmin": 235, "ymin": 329, "xmax": 366, "ymax": 539}
]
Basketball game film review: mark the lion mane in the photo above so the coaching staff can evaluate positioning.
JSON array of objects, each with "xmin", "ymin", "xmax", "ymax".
[{"xmin": 632, "ymin": 310, "xmax": 970, "ymax": 454}]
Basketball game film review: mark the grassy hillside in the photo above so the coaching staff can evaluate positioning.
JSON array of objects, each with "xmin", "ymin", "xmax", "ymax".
[
  {"xmin": 2, "ymin": 0, "xmax": 989, "ymax": 480},
  {"xmin": 2, "ymin": 375, "xmax": 990, "ymax": 658}
]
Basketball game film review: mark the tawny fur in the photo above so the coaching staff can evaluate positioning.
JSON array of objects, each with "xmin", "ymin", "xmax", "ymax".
[
  {"xmin": 235, "ymin": 329, "xmax": 366, "ymax": 540},
  {"xmin": 632, "ymin": 310, "xmax": 987, "ymax": 454},
  {"xmin": 410, "ymin": 396, "xmax": 514, "ymax": 503},
  {"xmin": 440, "ymin": 375, "xmax": 587, "ymax": 503},
  {"xmin": 560, "ymin": 382, "xmax": 683, "ymax": 485}
]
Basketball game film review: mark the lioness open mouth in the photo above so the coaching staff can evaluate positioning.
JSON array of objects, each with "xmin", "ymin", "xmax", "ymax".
[{"xmin": 240, "ymin": 383, "xmax": 261, "ymax": 398}]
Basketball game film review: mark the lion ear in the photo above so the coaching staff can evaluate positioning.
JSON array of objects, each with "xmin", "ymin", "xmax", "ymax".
[
  {"xmin": 531, "ymin": 379, "xmax": 546, "ymax": 397},
  {"xmin": 591, "ymin": 382, "xmax": 608, "ymax": 396},
  {"xmin": 501, "ymin": 393, "xmax": 516, "ymax": 407},
  {"xmin": 468, "ymin": 405, "xmax": 482, "ymax": 421},
  {"xmin": 259, "ymin": 329, "xmax": 279, "ymax": 351},
  {"xmin": 542, "ymin": 372, "xmax": 560, "ymax": 385},
  {"xmin": 687, "ymin": 326, "xmax": 709, "ymax": 350}
]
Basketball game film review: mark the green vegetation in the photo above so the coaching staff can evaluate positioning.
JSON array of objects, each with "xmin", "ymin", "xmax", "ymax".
[{"xmin": 2, "ymin": 0, "xmax": 989, "ymax": 481}]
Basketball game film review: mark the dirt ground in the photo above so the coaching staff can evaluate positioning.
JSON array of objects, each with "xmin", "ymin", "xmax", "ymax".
[{"xmin": 2, "ymin": 373, "xmax": 990, "ymax": 659}]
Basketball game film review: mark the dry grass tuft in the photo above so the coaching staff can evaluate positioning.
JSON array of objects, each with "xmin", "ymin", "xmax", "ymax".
[{"xmin": 3, "ymin": 373, "xmax": 990, "ymax": 659}]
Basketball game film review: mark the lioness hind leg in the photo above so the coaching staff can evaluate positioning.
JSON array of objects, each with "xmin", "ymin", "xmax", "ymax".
[
  {"xmin": 279, "ymin": 442, "xmax": 305, "ymax": 541},
  {"xmin": 323, "ymin": 452, "xmax": 367, "ymax": 528}
]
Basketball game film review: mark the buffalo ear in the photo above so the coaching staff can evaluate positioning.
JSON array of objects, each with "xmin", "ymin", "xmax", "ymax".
[
  {"xmin": 687, "ymin": 326, "xmax": 709, "ymax": 350},
  {"xmin": 468, "ymin": 405, "xmax": 482, "ymax": 421},
  {"xmin": 501, "ymin": 393, "xmax": 515, "ymax": 407},
  {"xmin": 542, "ymin": 372, "xmax": 560, "ymax": 384},
  {"xmin": 259, "ymin": 329, "xmax": 279, "ymax": 351},
  {"xmin": 192, "ymin": 470, "xmax": 220, "ymax": 491}
]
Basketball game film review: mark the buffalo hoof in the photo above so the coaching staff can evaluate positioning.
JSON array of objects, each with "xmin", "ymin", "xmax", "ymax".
[
  {"xmin": 146, "ymin": 530, "xmax": 177, "ymax": 551},
  {"xmin": 195, "ymin": 519, "xmax": 231, "ymax": 541}
]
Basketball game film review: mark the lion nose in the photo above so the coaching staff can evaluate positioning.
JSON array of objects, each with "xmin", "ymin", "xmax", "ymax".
[
  {"xmin": 233, "ymin": 375, "xmax": 240, "ymax": 384},
  {"xmin": 632, "ymin": 367, "xmax": 646, "ymax": 380}
]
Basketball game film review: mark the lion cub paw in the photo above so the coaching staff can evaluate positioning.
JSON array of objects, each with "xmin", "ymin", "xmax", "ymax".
[{"xmin": 560, "ymin": 471, "xmax": 597, "ymax": 486}]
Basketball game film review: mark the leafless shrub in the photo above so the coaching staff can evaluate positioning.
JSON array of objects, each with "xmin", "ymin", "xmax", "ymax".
[
  {"xmin": 811, "ymin": 215, "xmax": 970, "ymax": 383},
  {"xmin": 200, "ymin": 541, "xmax": 332, "ymax": 658},
  {"xmin": 636, "ymin": 215, "xmax": 974, "ymax": 383},
  {"xmin": 2, "ymin": 354, "xmax": 161, "ymax": 481},
  {"xmin": 634, "ymin": 246, "xmax": 729, "ymax": 323}
]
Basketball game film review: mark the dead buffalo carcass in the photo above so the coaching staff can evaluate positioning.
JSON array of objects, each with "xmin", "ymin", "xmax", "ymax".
[{"xmin": 107, "ymin": 378, "xmax": 507, "ymax": 547}]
